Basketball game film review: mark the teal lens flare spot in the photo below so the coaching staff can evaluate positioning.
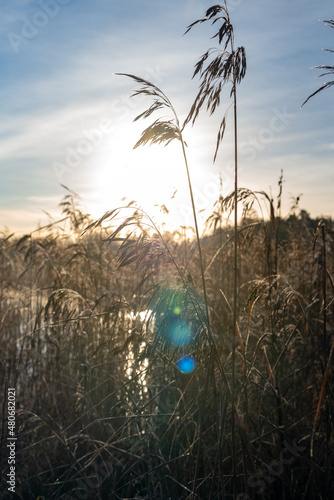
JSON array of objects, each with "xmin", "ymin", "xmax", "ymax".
[
  {"xmin": 177, "ymin": 355, "xmax": 196, "ymax": 373},
  {"xmin": 169, "ymin": 321, "xmax": 192, "ymax": 346}
]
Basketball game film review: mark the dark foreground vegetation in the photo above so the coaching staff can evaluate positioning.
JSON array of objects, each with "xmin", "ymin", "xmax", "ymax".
[{"xmin": 0, "ymin": 185, "xmax": 333, "ymax": 499}]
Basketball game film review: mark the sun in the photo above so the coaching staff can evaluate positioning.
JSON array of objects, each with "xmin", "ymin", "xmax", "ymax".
[
  {"xmin": 88, "ymin": 133, "xmax": 189, "ymax": 230},
  {"xmin": 84, "ymin": 119, "xmax": 226, "ymax": 235}
]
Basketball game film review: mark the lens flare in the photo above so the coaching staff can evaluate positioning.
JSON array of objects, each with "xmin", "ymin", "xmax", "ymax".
[
  {"xmin": 151, "ymin": 287, "xmax": 204, "ymax": 349},
  {"xmin": 177, "ymin": 355, "xmax": 196, "ymax": 373},
  {"xmin": 168, "ymin": 320, "xmax": 192, "ymax": 346}
]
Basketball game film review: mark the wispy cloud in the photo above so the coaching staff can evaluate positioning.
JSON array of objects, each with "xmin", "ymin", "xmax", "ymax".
[{"xmin": 0, "ymin": 0, "xmax": 333, "ymax": 231}]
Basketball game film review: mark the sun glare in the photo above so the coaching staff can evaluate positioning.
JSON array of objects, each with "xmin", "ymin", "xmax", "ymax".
[
  {"xmin": 90, "ymin": 141, "xmax": 193, "ymax": 231},
  {"xmin": 85, "ymin": 120, "xmax": 233, "ymax": 235}
]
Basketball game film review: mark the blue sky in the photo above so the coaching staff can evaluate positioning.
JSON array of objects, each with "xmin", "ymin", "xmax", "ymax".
[{"xmin": 0, "ymin": 0, "xmax": 333, "ymax": 233}]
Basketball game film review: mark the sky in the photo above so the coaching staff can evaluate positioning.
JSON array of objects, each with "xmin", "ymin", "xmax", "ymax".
[{"xmin": 0, "ymin": 0, "xmax": 333, "ymax": 234}]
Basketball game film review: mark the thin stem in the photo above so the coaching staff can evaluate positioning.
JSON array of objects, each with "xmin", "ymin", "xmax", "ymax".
[
  {"xmin": 171, "ymin": 100, "xmax": 212, "ymax": 335},
  {"xmin": 179, "ymin": 137, "xmax": 211, "ymax": 331},
  {"xmin": 232, "ymin": 38, "xmax": 238, "ymax": 500},
  {"xmin": 321, "ymin": 222, "xmax": 327, "ymax": 354},
  {"xmin": 178, "ymin": 126, "xmax": 229, "ymax": 500}
]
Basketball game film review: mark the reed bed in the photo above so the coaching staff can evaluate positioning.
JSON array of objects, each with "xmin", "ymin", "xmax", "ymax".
[{"xmin": 0, "ymin": 185, "xmax": 333, "ymax": 499}]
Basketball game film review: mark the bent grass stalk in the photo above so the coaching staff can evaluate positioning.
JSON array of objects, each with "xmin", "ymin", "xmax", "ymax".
[{"xmin": 115, "ymin": 73, "xmax": 216, "ymax": 347}]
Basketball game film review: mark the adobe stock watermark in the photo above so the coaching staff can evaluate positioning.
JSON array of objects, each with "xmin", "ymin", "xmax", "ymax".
[
  {"xmin": 171, "ymin": 105, "xmax": 295, "ymax": 227},
  {"xmin": 6, "ymin": 388, "xmax": 16, "ymax": 494},
  {"xmin": 7, "ymin": 0, "xmax": 71, "ymax": 54},
  {"xmin": 52, "ymin": 66, "xmax": 168, "ymax": 183},
  {"xmin": 176, "ymin": 159, "xmax": 240, "ymax": 227},
  {"xmin": 52, "ymin": 120, "xmax": 114, "ymax": 182},
  {"xmin": 236, "ymin": 439, "xmax": 306, "ymax": 499},
  {"xmin": 240, "ymin": 107, "xmax": 296, "ymax": 162}
]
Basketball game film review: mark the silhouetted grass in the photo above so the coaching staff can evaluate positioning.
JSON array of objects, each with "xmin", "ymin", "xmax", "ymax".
[{"xmin": 0, "ymin": 185, "xmax": 333, "ymax": 499}]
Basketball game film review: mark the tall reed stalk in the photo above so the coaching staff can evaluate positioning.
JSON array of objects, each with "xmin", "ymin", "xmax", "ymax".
[
  {"xmin": 118, "ymin": 5, "xmax": 248, "ymax": 495},
  {"xmin": 184, "ymin": 4, "xmax": 246, "ymax": 495}
]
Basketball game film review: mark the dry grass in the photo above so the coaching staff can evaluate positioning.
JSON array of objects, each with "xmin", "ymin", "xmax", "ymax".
[{"xmin": 0, "ymin": 185, "xmax": 333, "ymax": 499}]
